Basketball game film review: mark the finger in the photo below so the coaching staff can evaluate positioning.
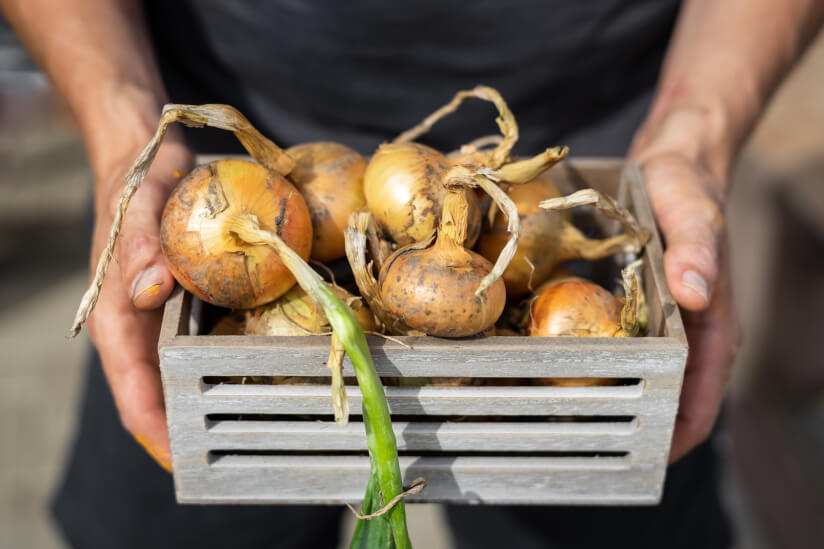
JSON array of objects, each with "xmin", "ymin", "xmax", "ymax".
[
  {"xmin": 88, "ymin": 280, "xmax": 172, "ymax": 471},
  {"xmin": 643, "ymin": 155, "xmax": 725, "ymax": 312},
  {"xmin": 114, "ymin": 179, "xmax": 177, "ymax": 310},
  {"xmin": 668, "ymin": 248, "xmax": 740, "ymax": 463}
]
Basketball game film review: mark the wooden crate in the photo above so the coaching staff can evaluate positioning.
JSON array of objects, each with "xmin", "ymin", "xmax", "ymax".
[{"xmin": 158, "ymin": 158, "xmax": 687, "ymax": 505}]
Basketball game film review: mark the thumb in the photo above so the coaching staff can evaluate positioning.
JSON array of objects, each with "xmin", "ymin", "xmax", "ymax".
[
  {"xmin": 110, "ymin": 149, "xmax": 191, "ymax": 310},
  {"xmin": 642, "ymin": 154, "xmax": 724, "ymax": 312},
  {"xmin": 117, "ymin": 179, "xmax": 177, "ymax": 310}
]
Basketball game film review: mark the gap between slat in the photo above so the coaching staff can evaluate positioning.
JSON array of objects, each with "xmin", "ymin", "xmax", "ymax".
[
  {"xmin": 207, "ymin": 454, "xmax": 631, "ymax": 471},
  {"xmin": 200, "ymin": 382, "xmax": 646, "ymax": 399},
  {"xmin": 205, "ymin": 417, "xmax": 640, "ymax": 436}
]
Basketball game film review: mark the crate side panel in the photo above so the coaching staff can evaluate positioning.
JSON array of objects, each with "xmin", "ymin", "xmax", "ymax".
[{"xmin": 159, "ymin": 286, "xmax": 188, "ymax": 345}]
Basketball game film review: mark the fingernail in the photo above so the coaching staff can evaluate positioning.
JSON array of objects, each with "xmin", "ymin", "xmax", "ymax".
[
  {"xmin": 682, "ymin": 270, "xmax": 709, "ymax": 304},
  {"xmin": 131, "ymin": 267, "xmax": 163, "ymax": 304}
]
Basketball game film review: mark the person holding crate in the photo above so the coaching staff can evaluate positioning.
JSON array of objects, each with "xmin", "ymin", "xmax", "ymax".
[{"xmin": 2, "ymin": 0, "xmax": 822, "ymax": 547}]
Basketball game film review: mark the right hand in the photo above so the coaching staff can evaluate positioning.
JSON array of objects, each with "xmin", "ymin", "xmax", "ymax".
[{"xmin": 86, "ymin": 138, "xmax": 192, "ymax": 472}]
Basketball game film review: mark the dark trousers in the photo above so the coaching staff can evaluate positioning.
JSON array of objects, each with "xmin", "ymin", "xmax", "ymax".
[{"xmin": 52, "ymin": 353, "xmax": 731, "ymax": 548}]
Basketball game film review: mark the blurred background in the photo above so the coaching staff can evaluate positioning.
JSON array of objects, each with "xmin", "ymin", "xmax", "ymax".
[{"xmin": 0, "ymin": 16, "xmax": 822, "ymax": 549}]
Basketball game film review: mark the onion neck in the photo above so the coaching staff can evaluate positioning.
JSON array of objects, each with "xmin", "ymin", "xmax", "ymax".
[
  {"xmin": 434, "ymin": 188, "xmax": 474, "ymax": 265},
  {"xmin": 439, "ymin": 189, "xmax": 469, "ymax": 244}
]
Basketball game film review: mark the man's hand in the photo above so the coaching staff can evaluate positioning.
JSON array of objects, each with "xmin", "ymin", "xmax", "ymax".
[
  {"xmin": 86, "ymin": 141, "xmax": 192, "ymax": 472},
  {"xmin": 631, "ymin": 146, "xmax": 741, "ymax": 463},
  {"xmin": 625, "ymin": 0, "xmax": 823, "ymax": 464}
]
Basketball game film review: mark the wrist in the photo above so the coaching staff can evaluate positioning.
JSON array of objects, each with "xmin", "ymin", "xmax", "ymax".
[
  {"xmin": 87, "ymin": 90, "xmax": 192, "ymax": 219},
  {"xmin": 80, "ymin": 81, "xmax": 173, "ymax": 179}
]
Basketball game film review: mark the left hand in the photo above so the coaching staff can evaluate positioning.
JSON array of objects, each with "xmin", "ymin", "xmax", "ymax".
[{"xmin": 630, "ymin": 137, "xmax": 741, "ymax": 463}]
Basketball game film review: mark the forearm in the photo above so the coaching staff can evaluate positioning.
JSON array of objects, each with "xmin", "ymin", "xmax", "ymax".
[
  {"xmin": 0, "ymin": 0, "xmax": 171, "ymax": 176},
  {"xmin": 633, "ymin": 0, "xmax": 824, "ymax": 186}
]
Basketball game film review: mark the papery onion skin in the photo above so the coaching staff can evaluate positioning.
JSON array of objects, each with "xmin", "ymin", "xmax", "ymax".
[
  {"xmin": 287, "ymin": 142, "xmax": 366, "ymax": 262},
  {"xmin": 245, "ymin": 283, "xmax": 376, "ymax": 336},
  {"xmin": 363, "ymin": 142, "xmax": 480, "ymax": 247},
  {"xmin": 378, "ymin": 243, "xmax": 506, "ymax": 338},
  {"xmin": 160, "ymin": 159, "xmax": 312, "ymax": 309},
  {"xmin": 528, "ymin": 279, "xmax": 623, "ymax": 337},
  {"xmin": 477, "ymin": 176, "xmax": 564, "ymax": 298}
]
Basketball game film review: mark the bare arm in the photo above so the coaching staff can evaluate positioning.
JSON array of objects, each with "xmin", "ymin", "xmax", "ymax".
[
  {"xmin": 631, "ymin": 0, "xmax": 824, "ymax": 462},
  {"xmin": 1, "ymin": 0, "xmax": 172, "ymax": 171},
  {"xmin": 1, "ymin": 0, "xmax": 191, "ymax": 471}
]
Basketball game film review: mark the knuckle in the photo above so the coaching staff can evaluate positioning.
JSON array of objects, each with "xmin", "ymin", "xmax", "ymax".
[{"xmin": 118, "ymin": 230, "xmax": 162, "ymax": 273}]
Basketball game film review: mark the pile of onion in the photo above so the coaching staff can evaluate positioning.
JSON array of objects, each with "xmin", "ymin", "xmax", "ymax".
[{"xmin": 350, "ymin": 87, "xmax": 574, "ymax": 338}]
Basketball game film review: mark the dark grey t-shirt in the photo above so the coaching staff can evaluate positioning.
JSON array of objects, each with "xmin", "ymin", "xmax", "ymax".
[{"xmin": 145, "ymin": 0, "xmax": 680, "ymax": 157}]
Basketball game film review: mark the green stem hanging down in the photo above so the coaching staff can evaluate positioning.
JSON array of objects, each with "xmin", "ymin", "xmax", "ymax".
[
  {"xmin": 350, "ymin": 459, "xmax": 395, "ymax": 549},
  {"xmin": 227, "ymin": 213, "xmax": 411, "ymax": 549}
]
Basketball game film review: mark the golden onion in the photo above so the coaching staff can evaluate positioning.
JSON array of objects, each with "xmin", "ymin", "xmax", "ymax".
[
  {"xmin": 286, "ymin": 142, "xmax": 366, "ymax": 262},
  {"xmin": 160, "ymin": 158, "xmax": 313, "ymax": 309},
  {"xmin": 363, "ymin": 142, "xmax": 481, "ymax": 247}
]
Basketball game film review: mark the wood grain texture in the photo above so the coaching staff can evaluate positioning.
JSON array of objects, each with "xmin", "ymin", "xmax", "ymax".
[
  {"xmin": 159, "ymin": 158, "xmax": 686, "ymax": 505},
  {"xmin": 176, "ymin": 456, "xmax": 664, "ymax": 505}
]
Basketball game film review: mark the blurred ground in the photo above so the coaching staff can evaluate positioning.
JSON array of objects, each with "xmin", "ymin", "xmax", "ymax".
[{"xmin": 0, "ymin": 20, "xmax": 822, "ymax": 549}]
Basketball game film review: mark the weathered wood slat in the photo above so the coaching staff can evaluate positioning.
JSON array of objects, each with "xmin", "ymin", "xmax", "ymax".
[
  {"xmin": 202, "ymin": 419, "xmax": 640, "ymax": 452},
  {"xmin": 161, "ymin": 341, "xmax": 686, "ymax": 379},
  {"xmin": 174, "ymin": 455, "xmax": 664, "ymax": 505},
  {"xmin": 207, "ymin": 418, "xmax": 639, "ymax": 436},
  {"xmin": 183, "ymin": 386, "xmax": 672, "ymax": 417}
]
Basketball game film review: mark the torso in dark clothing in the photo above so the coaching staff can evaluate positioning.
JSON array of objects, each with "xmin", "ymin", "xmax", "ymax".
[{"xmin": 144, "ymin": 0, "xmax": 680, "ymax": 156}]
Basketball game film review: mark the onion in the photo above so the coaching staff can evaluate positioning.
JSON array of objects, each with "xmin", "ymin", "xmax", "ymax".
[
  {"xmin": 70, "ymin": 104, "xmax": 299, "ymax": 336},
  {"xmin": 244, "ymin": 281, "xmax": 375, "ymax": 426},
  {"xmin": 245, "ymin": 283, "xmax": 375, "ymax": 336},
  {"xmin": 362, "ymin": 86, "xmax": 523, "ymax": 248},
  {"xmin": 160, "ymin": 158, "xmax": 312, "ymax": 309},
  {"xmin": 286, "ymin": 142, "xmax": 367, "ymax": 262},
  {"xmin": 528, "ymin": 263, "xmax": 642, "ymax": 337},
  {"xmin": 363, "ymin": 142, "xmax": 481, "ymax": 247},
  {"xmin": 377, "ymin": 170, "xmax": 506, "ymax": 337},
  {"xmin": 477, "ymin": 175, "xmax": 564, "ymax": 298},
  {"xmin": 479, "ymin": 174, "xmax": 649, "ymax": 299}
]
